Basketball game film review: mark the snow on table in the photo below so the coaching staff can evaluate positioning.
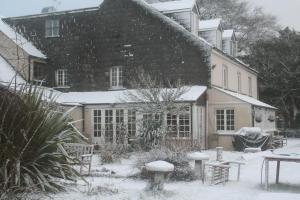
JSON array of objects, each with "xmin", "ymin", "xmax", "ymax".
[
  {"xmin": 187, "ymin": 152, "xmax": 209, "ymax": 160},
  {"xmin": 145, "ymin": 160, "xmax": 174, "ymax": 172}
]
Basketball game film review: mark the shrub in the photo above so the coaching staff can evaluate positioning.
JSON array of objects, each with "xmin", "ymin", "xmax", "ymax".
[
  {"xmin": 0, "ymin": 85, "xmax": 82, "ymax": 196},
  {"xmin": 137, "ymin": 148, "xmax": 196, "ymax": 181}
]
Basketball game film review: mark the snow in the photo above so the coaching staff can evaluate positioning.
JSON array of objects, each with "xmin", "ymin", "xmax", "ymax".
[
  {"xmin": 149, "ymin": 0, "xmax": 195, "ymax": 13},
  {"xmin": 223, "ymin": 29, "xmax": 234, "ymax": 39},
  {"xmin": 236, "ymin": 127, "xmax": 263, "ymax": 136},
  {"xmin": 199, "ymin": 18, "xmax": 222, "ymax": 31},
  {"xmin": 55, "ymin": 85, "xmax": 207, "ymax": 105},
  {"xmin": 131, "ymin": 0, "xmax": 212, "ymax": 49},
  {"xmin": 46, "ymin": 138, "xmax": 300, "ymax": 200},
  {"xmin": 214, "ymin": 87, "xmax": 276, "ymax": 109},
  {"xmin": 145, "ymin": 160, "xmax": 174, "ymax": 172},
  {"xmin": 0, "ymin": 55, "xmax": 26, "ymax": 86},
  {"xmin": 187, "ymin": 152, "xmax": 209, "ymax": 160},
  {"xmin": 0, "ymin": 18, "xmax": 46, "ymax": 59}
]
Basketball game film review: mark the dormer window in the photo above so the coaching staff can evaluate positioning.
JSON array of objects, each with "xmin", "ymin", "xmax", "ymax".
[
  {"xmin": 45, "ymin": 19, "xmax": 59, "ymax": 37},
  {"xmin": 110, "ymin": 66, "xmax": 123, "ymax": 89},
  {"xmin": 55, "ymin": 69, "xmax": 68, "ymax": 87}
]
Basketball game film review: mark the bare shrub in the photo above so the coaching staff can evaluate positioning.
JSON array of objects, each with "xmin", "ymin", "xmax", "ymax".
[{"xmin": 137, "ymin": 148, "xmax": 196, "ymax": 181}]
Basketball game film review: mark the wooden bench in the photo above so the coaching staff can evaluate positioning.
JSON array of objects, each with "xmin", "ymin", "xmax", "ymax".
[{"xmin": 64, "ymin": 143, "xmax": 94, "ymax": 175}]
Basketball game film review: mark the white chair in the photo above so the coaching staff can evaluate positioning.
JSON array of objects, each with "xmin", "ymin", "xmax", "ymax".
[{"xmin": 64, "ymin": 143, "xmax": 94, "ymax": 175}]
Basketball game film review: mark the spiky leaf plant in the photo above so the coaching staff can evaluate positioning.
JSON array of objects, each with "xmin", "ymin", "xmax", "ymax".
[{"xmin": 0, "ymin": 85, "xmax": 82, "ymax": 196}]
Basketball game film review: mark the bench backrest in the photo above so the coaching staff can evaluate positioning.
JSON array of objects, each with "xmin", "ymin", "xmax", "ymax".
[{"xmin": 64, "ymin": 143, "xmax": 94, "ymax": 159}]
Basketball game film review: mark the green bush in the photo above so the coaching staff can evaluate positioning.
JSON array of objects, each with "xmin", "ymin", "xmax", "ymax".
[{"xmin": 0, "ymin": 85, "xmax": 82, "ymax": 196}]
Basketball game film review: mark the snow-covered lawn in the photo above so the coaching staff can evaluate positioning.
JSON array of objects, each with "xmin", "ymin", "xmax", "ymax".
[{"xmin": 51, "ymin": 139, "xmax": 300, "ymax": 200}]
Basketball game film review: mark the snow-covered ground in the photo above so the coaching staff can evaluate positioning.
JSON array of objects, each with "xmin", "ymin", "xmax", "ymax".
[{"xmin": 51, "ymin": 139, "xmax": 300, "ymax": 200}]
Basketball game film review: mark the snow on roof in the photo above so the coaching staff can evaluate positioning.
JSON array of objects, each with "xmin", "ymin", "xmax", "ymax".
[
  {"xmin": 149, "ymin": 0, "xmax": 196, "ymax": 13},
  {"xmin": 223, "ymin": 29, "xmax": 234, "ymax": 39},
  {"xmin": 0, "ymin": 18, "xmax": 46, "ymax": 59},
  {"xmin": 55, "ymin": 85, "xmax": 207, "ymax": 105},
  {"xmin": 0, "ymin": 55, "xmax": 26, "ymax": 86},
  {"xmin": 214, "ymin": 87, "xmax": 276, "ymax": 109},
  {"xmin": 199, "ymin": 18, "xmax": 222, "ymax": 31},
  {"xmin": 131, "ymin": 0, "xmax": 212, "ymax": 48}
]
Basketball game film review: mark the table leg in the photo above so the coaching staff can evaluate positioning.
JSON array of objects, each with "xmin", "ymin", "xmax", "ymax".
[
  {"xmin": 237, "ymin": 164, "xmax": 241, "ymax": 181},
  {"xmin": 265, "ymin": 159, "xmax": 269, "ymax": 190},
  {"xmin": 276, "ymin": 161, "xmax": 280, "ymax": 184}
]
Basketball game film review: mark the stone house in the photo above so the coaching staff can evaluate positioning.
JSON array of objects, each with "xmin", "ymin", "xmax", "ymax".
[{"xmin": 0, "ymin": 0, "xmax": 276, "ymax": 150}]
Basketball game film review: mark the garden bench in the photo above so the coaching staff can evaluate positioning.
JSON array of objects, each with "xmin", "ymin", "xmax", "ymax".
[{"xmin": 64, "ymin": 143, "xmax": 94, "ymax": 175}]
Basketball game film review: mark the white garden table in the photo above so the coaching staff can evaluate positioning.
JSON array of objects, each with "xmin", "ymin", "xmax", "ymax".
[{"xmin": 264, "ymin": 154, "xmax": 300, "ymax": 190}]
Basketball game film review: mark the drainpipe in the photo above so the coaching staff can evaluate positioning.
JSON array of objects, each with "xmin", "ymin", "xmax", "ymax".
[
  {"xmin": 205, "ymin": 93, "xmax": 209, "ymax": 150},
  {"xmin": 28, "ymin": 56, "xmax": 31, "ymax": 82},
  {"xmin": 82, "ymin": 104, "xmax": 85, "ymax": 135}
]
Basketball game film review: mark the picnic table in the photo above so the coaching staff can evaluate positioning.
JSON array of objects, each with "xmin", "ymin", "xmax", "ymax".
[{"xmin": 264, "ymin": 154, "xmax": 300, "ymax": 190}]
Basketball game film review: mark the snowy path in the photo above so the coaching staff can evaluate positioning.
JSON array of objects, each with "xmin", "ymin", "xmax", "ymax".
[{"xmin": 51, "ymin": 139, "xmax": 300, "ymax": 200}]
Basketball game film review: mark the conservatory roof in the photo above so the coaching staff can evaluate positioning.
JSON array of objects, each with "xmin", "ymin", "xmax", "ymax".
[
  {"xmin": 0, "ymin": 55, "xmax": 26, "ymax": 86},
  {"xmin": 54, "ymin": 85, "xmax": 207, "ymax": 105},
  {"xmin": 214, "ymin": 87, "xmax": 276, "ymax": 109},
  {"xmin": 150, "ymin": 0, "xmax": 196, "ymax": 13},
  {"xmin": 0, "ymin": 18, "xmax": 46, "ymax": 59}
]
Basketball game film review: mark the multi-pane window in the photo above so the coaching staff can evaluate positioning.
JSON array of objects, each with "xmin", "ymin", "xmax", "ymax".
[
  {"xmin": 179, "ymin": 108, "xmax": 191, "ymax": 138},
  {"xmin": 248, "ymin": 77, "xmax": 252, "ymax": 96},
  {"xmin": 237, "ymin": 72, "xmax": 242, "ymax": 93},
  {"xmin": 216, "ymin": 109, "xmax": 235, "ymax": 131},
  {"xmin": 105, "ymin": 110, "xmax": 113, "ymax": 143},
  {"xmin": 55, "ymin": 69, "xmax": 68, "ymax": 87},
  {"xmin": 167, "ymin": 107, "xmax": 191, "ymax": 138},
  {"xmin": 116, "ymin": 109, "xmax": 124, "ymax": 144},
  {"xmin": 45, "ymin": 19, "xmax": 59, "ymax": 37},
  {"xmin": 110, "ymin": 66, "xmax": 123, "ymax": 89},
  {"xmin": 93, "ymin": 110, "xmax": 101, "ymax": 137},
  {"xmin": 33, "ymin": 63, "xmax": 44, "ymax": 81},
  {"xmin": 128, "ymin": 110, "xmax": 136, "ymax": 139},
  {"xmin": 167, "ymin": 114, "xmax": 177, "ymax": 137},
  {"xmin": 222, "ymin": 65, "xmax": 228, "ymax": 88}
]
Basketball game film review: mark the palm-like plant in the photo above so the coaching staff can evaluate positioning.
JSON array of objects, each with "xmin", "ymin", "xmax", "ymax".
[{"xmin": 0, "ymin": 85, "xmax": 82, "ymax": 196}]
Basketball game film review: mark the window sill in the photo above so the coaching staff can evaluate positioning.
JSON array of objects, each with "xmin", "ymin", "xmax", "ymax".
[
  {"xmin": 109, "ymin": 87, "xmax": 126, "ymax": 91},
  {"xmin": 216, "ymin": 131, "xmax": 236, "ymax": 136},
  {"xmin": 54, "ymin": 86, "xmax": 70, "ymax": 89},
  {"xmin": 45, "ymin": 35, "xmax": 60, "ymax": 38}
]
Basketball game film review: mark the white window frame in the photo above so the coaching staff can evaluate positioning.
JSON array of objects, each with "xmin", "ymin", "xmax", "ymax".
[
  {"xmin": 45, "ymin": 19, "xmax": 59, "ymax": 37},
  {"xmin": 55, "ymin": 69, "xmax": 68, "ymax": 87},
  {"xmin": 167, "ymin": 107, "xmax": 191, "ymax": 139},
  {"xmin": 93, "ymin": 110, "xmax": 102, "ymax": 137},
  {"xmin": 104, "ymin": 109, "xmax": 114, "ymax": 143},
  {"xmin": 216, "ymin": 109, "xmax": 235, "ymax": 132},
  {"xmin": 110, "ymin": 66, "xmax": 123, "ymax": 89},
  {"xmin": 127, "ymin": 109, "xmax": 136, "ymax": 139}
]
